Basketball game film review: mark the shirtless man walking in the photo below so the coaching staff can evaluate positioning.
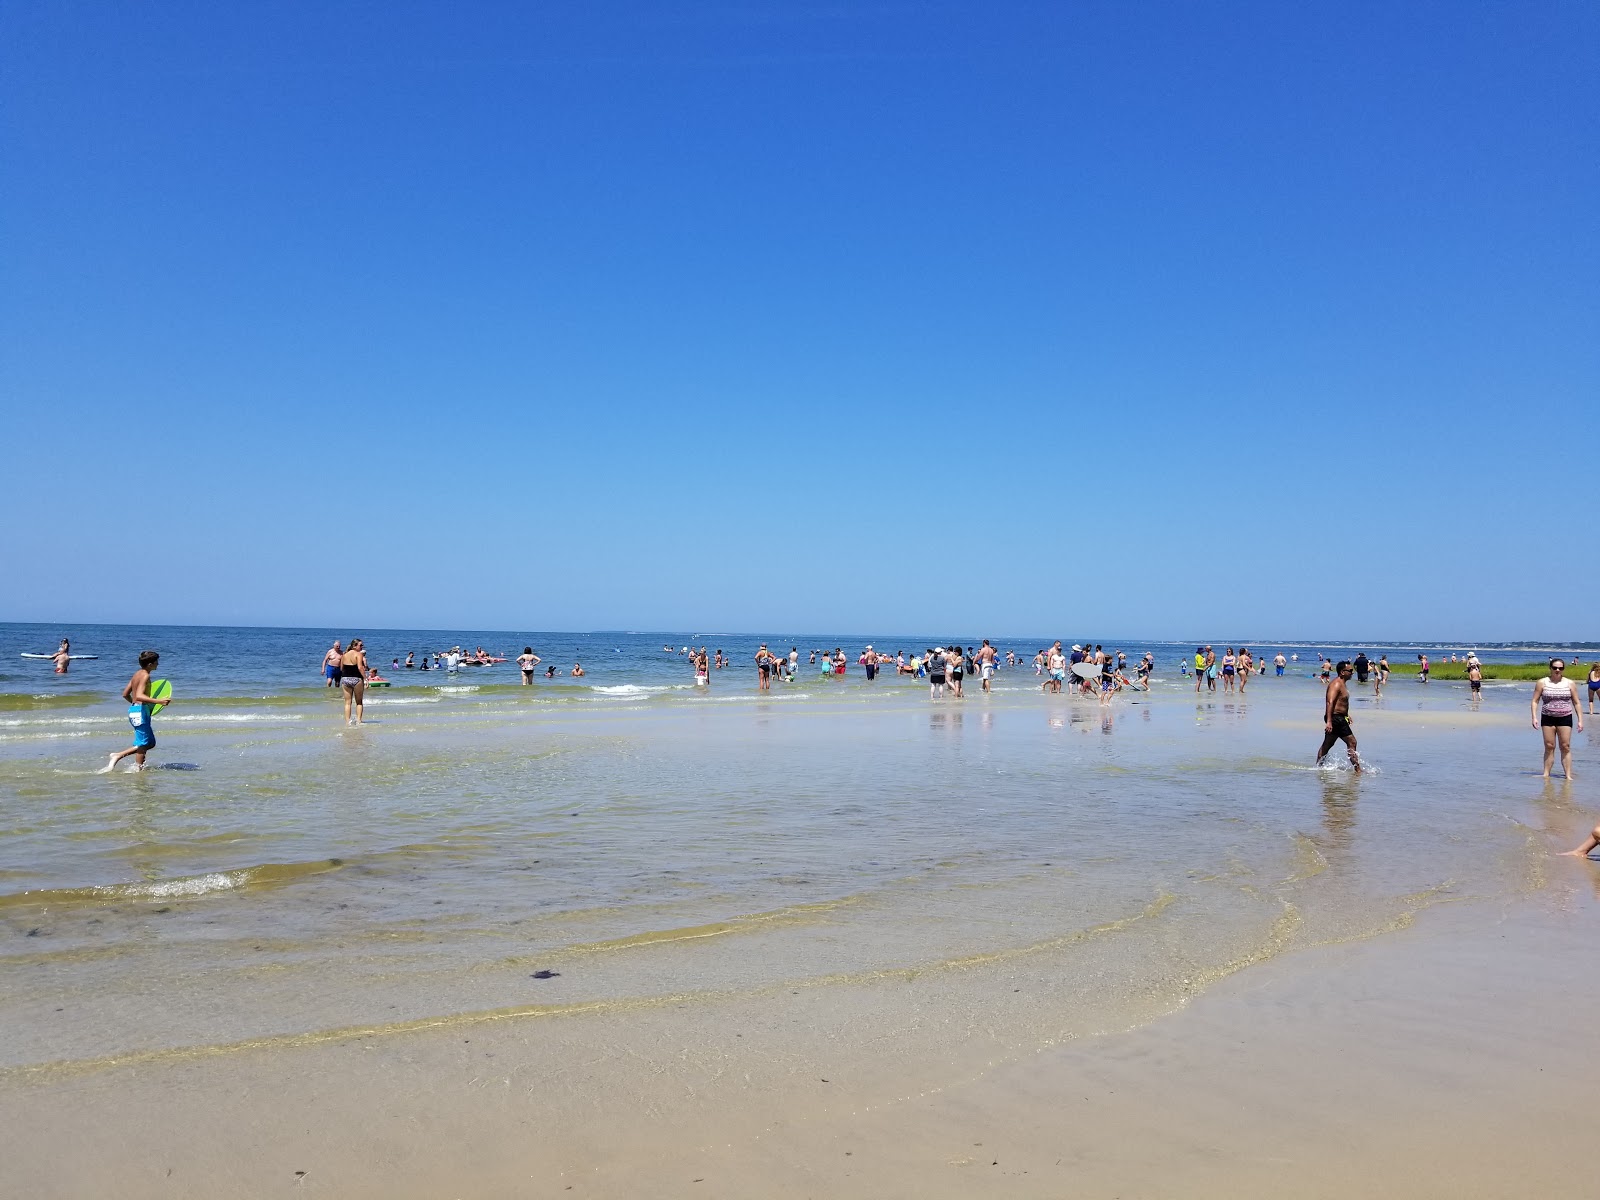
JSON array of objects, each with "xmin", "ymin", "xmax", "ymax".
[
  {"xmin": 323, "ymin": 641, "xmax": 343, "ymax": 688},
  {"xmin": 1316, "ymin": 660, "xmax": 1361, "ymax": 772},
  {"xmin": 1047, "ymin": 642, "xmax": 1067, "ymax": 695}
]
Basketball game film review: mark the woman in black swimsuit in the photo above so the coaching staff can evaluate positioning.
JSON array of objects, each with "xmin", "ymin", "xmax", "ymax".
[{"xmin": 340, "ymin": 638, "xmax": 368, "ymax": 726}]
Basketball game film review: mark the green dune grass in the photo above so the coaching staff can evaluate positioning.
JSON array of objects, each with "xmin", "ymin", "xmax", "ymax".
[{"xmin": 1384, "ymin": 660, "xmax": 1596, "ymax": 681}]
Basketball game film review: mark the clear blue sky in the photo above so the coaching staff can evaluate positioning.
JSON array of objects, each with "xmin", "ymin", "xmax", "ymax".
[{"xmin": 4, "ymin": 2, "xmax": 1595, "ymax": 640}]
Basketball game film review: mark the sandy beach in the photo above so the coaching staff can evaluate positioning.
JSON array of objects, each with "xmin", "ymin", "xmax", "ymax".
[
  {"xmin": 3, "ymin": 638, "xmax": 1596, "ymax": 1198},
  {"xmin": 5, "ymin": 887, "xmax": 1596, "ymax": 1199}
]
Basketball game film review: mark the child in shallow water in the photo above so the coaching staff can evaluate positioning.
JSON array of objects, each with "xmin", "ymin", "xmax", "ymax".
[{"xmin": 99, "ymin": 650, "xmax": 169, "ymax": 773}]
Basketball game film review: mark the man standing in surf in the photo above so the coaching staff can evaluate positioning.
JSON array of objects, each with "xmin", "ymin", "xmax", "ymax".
[
  {"xmin": 1315, "ymin": 660, "xmax": 1360, "ymax": 772},
  {"xmin": 98, "ymin": 650, "xmax": 170, "ymax": 773},
  {"xmin": 976, "ymin": 639, "xmax": 998, "ymax": 693},
  {"xmin": 322, "ymin": 640, "xmax": 342, "ymax": 688}
]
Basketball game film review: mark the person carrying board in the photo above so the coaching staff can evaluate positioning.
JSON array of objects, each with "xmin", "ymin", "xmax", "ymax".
[{"xmin": 98, "ymin": 650, "xmax": 171, "ymax": 772}]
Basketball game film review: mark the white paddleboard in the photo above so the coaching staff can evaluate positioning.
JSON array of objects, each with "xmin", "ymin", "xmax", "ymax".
[{"xmin": 1071, "ymin": 662, "xmax": 1101, "ymax": 680}]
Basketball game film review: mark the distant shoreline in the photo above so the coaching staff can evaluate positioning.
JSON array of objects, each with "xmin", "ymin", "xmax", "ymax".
[{"xmin": 2, "ymin": 619, "xmax": 1595, "ymax": 653}]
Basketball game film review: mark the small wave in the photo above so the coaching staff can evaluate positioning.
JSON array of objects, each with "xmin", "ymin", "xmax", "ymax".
[
  {"xmin": 435, "ymin": 685, "xmax": 480, "ymax": 693},
  {"xmin": 0, "ymin": 858, "xmax": 346, "ymax": 908},
  {"xmin": 162, "ymin": 713, "xmax": 304, "ymax": 723},
  {"xmin": 366, "ymin": 696, "xmax": 442, "ymax": 705},
  {"xmin": 1, "ymin": 730, "xmax": 95, "ymax": 741},
  {"xmin": 0, "ymin": 691, "xmax": 101, "ymax": 713},
  {"xmin": 0, "ymin": 716, "xmax": 119, "ymax": 727},
  {"xmin": 590, "ymin": 684, "xmax": 680, "ymax": 695},
  {"xmin": 707, "ymin": 692, "xmax": 814, "ymax": 703}
]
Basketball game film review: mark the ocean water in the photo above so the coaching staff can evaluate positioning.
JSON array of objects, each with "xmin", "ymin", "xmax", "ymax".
[
  {"xmin": 1, "ymin": 621, "xmax": 1578, "ymax": 706},
  {"xmin": 0, "ymin": 623, "xmax": 1590, "ymax": 1081}
]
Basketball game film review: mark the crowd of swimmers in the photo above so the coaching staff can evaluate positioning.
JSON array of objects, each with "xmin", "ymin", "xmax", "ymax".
[{"xmin": 36, "ymin": 637, "xmax": 1600, "ymax": 865}]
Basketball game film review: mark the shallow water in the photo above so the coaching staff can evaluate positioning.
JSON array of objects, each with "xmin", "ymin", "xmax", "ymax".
[{"xmin": 3, "ymin": 642, "xmax": 1588, "ymax": 1079}]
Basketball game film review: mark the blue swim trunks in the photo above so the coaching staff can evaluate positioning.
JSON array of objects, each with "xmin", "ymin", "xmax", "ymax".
[{"xmin": 128, "ymin": 703, "xmax": 156, "ymax": 749}]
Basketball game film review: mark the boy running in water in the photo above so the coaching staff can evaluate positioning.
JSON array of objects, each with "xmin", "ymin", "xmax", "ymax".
[{"xmin": 99, "ymin": 650, "xmax": 169, "ymax": 773}]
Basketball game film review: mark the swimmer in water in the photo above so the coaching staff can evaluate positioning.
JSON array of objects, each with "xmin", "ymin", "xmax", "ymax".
[
  {"xmin": 571, "ymin": 663, "xmax": 584, "ymax": 677},
  {"xmin": 1315, "ymin": 660, "xmax": 1361, "ymax": 772},
  {"xmin": 52, "ymin": 638, "xmax": 71, "ymax": 674}
]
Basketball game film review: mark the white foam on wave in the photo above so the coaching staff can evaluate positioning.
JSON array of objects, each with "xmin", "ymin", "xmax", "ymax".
[
  {"xmin": 366, "ymin": 696, "xmax": 442, "ymax": 705},
  {"xmin": 435, "ymin": 686, "xmax": 480, "ymax": 694},
  {"xmin": 3, "ymin": 713, "xmax": 304, "ymax": 727},
  {"xmin": 0, "ymin": 716, "xmax": 119, "ymax": 727},
  {"xmin": 708, "ymin": 691, "xmax": 814, "ymax": 703},
  {"xmin": 164, "ymin": 713, "xmax": 304, "ymax": 723},
  {"xmin": 591, "ymin": 684, "xmax": 680, "ymax": 696},
  {"xmin": 139, "ymin": 872, "xmax": 242, "ymax": 897},
  {"xmin": 2, "ymin": 730, "xmax": 94, "ymax": 741},
  {"xmin": 37, "ymin": 871, "xmax": 250, "ymax": 899}
]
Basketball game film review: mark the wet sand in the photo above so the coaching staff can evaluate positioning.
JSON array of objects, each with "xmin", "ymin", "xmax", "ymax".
[
  {"xmin": 5, "ymin": 882, "xmax": 1596, "ymax": 1199},
  {"xmin": 4, "ymin": 675, "xmax": 1595, "ymax": 1197}
]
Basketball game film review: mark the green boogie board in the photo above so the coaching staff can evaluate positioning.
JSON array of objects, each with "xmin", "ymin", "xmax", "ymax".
[{"xmin": 149, "ymin": 679, "xmax": 172, "ymax": 715}]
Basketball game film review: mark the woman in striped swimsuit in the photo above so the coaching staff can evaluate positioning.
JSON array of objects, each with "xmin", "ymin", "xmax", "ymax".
[{"xmin": 1532, "ymin": 659, "xmax": 1583, "ymax": 779}]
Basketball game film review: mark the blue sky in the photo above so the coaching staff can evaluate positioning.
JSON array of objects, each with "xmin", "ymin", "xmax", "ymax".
[{"xmin": 3, "ymin": 2, "xmax": 1595, "ymax": 640}]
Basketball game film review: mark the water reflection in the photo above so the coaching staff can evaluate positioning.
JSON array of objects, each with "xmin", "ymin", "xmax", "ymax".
[{"xmin": 1317, "ymin": 770, "xmax": 1360, "ymax": 852}]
